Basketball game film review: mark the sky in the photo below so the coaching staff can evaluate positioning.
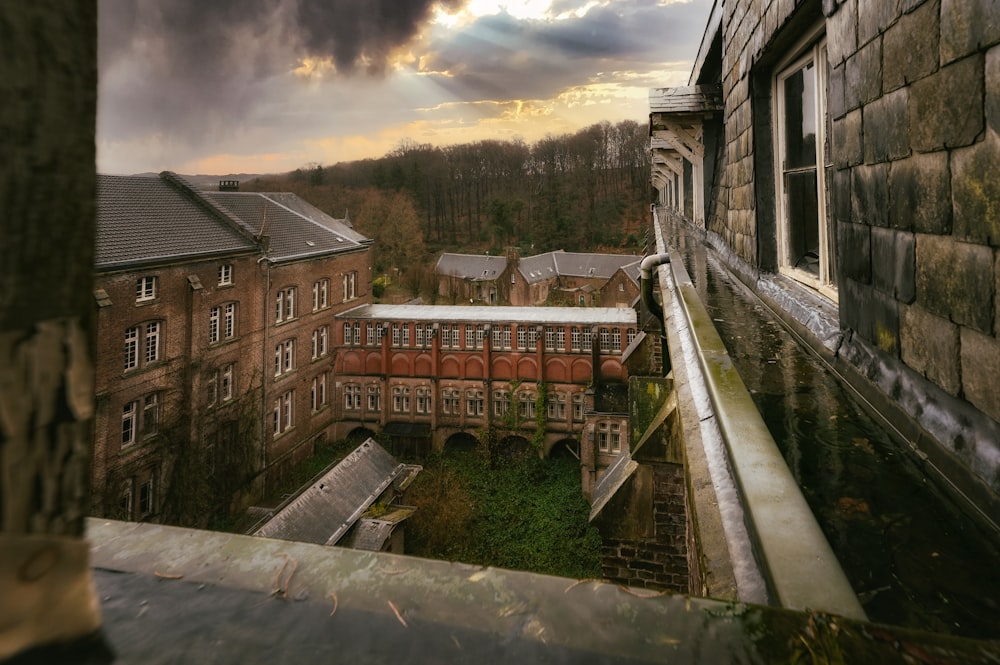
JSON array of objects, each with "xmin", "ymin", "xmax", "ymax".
[{"xmin": 97, "ymin": 0, "xmax": 714, "ymax": 176}]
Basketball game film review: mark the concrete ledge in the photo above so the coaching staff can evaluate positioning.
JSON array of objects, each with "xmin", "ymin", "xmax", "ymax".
[{"xmin": 652, "ymin": 211, "xmax": 866, "ymax": 620}]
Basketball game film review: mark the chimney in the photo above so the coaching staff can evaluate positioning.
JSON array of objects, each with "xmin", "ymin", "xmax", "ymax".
[{"xmin": 219, "ymin": 180, "xmax": 240, "ymax": 191}]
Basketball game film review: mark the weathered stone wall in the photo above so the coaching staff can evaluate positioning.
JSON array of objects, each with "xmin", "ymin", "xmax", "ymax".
[
  {"xmin": 703, "ymin": 0, "xmax": 1000, "ymax": 499},
  {"xmin": 600, "ymin": 463, "xmax": 688, "ymax": 591}
]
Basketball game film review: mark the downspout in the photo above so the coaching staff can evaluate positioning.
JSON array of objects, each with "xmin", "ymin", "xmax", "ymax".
[
  {"xmin": 258, "ymin": 254, "xmax": 271, "ymax": 494},
  {"xmin": 640, "ymin": 253, "xmax": 672, "ymax": 375}
]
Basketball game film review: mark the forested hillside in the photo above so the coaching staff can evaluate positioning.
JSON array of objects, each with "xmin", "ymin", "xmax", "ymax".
[{"xmin": 246, "ymin": 119, "xmax": 652, "ymax": 279}]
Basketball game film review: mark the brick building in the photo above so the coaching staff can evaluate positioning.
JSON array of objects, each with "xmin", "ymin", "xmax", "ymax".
[
  {"xmin": 92, "ymin": 172, "xmax": 372, "ymax": 522},
  {"xmin": 331, "ymin": 304, "xmax": 641, "ymax": 493},
  {"xmin": 651, "ymin": 0, "xmax": 1000, "ymax": 518}
]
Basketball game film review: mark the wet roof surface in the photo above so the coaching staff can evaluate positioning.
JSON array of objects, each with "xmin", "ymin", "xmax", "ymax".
[{"xmin": 337, "ymin": 304, "xmax": 637, "ymax": 325}]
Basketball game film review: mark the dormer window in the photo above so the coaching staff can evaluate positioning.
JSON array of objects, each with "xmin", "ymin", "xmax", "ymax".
[{"xmin": 136, "ymin": 276, "xmax": 157, "ymax": 302}]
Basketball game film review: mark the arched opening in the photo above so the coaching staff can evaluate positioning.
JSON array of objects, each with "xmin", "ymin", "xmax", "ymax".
[
  {"xmin": 500, "ymin": 435, "xmax": 534, "ymax": 461},
  {"xmin": 444, "ymin": 431, "xmax": 479, "ymax": 455},
  {"xmin": 346, "ymin": 427, "xmax": 376, "ymax": 446},
  {"xmin": 548, "ymin": 437, "xmax": 580, "ymax": 460}
]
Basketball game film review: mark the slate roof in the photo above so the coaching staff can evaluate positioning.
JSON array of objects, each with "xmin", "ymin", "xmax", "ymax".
[
  {"xmin": 517, "ymin": 251, "xmax": 643, "ymax": 284},
  {"xmin": 253, "ymin": 439, "xmax": 420, "ymax": 547},
  {"xmin": 435, "ymin": 253, "xmax": 509, "ymax": 281},
  {"xmin": 204, "ymin": 191, "xmax": 369, "ymax": 263},
  {"xmin": 337, "ymin": 304, "xmax": 637, "ymax": 325},
  {"xmin": 96, "ymin": 174, "xmax": 256, "ymax": 269}
]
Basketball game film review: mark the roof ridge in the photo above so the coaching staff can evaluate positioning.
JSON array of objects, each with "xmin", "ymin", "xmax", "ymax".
[{"xmin": 159, "ymin": 171, "xmax": 262, "ymax": 248}]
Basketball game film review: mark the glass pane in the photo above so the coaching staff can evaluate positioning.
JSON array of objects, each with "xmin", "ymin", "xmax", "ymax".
[
  {"xmin": 783, "ymin": 62, "xmax": 817, "ymax": 170},
  {"xmin": 785, "ymin": 170, "xmax": 820, "ymax": 276}
]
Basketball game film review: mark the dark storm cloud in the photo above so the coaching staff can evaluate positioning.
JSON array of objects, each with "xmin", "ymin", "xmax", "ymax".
[
  {"xmin": 98, "ymin": 0, "xmax": 462, "ymax": 143},
  {"xmin": 421, "ymin": 0, "xmax": 707, "ymax": 101}
]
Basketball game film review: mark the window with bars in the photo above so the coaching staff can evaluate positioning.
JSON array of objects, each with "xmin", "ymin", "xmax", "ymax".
[
  {"xmin": 135, "ymin": 276, "xmax": 157, "ymax": 302},
  {"xmin": 311, "ymin": 326, "xmax": 329, "ymax": 359},
  {"xmin": 125, "ymin": 321, "xmax": 162, "ymax": 370},
  {"xmin": 367, "ymin": 384, "xmax": 381, "ymax": 411},
  {"xmin": 344, "ymin": 383, "xmax": 361, "ymax": 411},
  {"xmin": 313, "ymin": 278, "xmax": 329, "ymax": 311},
  {"xmin": 209, "ymin": 302, "xmax": 237, "ymax": 344},
  {"xmin": 274, "ymin": 339, "xmax": 295, "ymax": 376},
  {"xmin": 273, "ymin": 391, "xmax": 294, "ymax": 435},
  {"xmin": 275, "ymin": 287, "xmax": 296, "ymax": 323},
  {"xmin": 415, "ymin": 386, "xmax": 432, "ymax": 414},
  {"xmin": 466, "ymin": 390, "xmax": 484, "ymax": 416},
  {"xmin": 311, "ymin": 373, "xmax": 328, "ymax": 411},
  {"xmin": 441, "ymin": 388, "xmax": 460, "ymax": 415},
  {"xmin": 392, "ymin": 386, "xmax": 410, "ymax": 413}
]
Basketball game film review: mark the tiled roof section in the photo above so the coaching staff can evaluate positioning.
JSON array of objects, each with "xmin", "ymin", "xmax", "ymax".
[
  {"xmin": 435, "ymin": 253, "xmax": 509, "ymax": 281},
  {"xmin": 620, "ymin": 260, "xmax": 642, "ymax": 285},
  {"xmin": 260, "ymin": 192, "xmax": 370, "ymax": 245},
  {"xmin": 518, "ymin": 251, "xmax": 560, "ymax": 284},
  {"xmin": 204, "ymin": 192, "xmax": 369, "ymax": 263},
  {"xmin": 551, "ymin": 252, "xmax": 643, "ymax": 279},
  {"xmin": 96, "ymin": 174, "xmax": 256, "ymax": 269},
  {"xmin": 253, "ymin": 439, "xmax": 413, "ymax": 546}
]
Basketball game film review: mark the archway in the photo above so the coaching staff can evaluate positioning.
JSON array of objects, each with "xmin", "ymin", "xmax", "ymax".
[
  {"xmin": 444, "ymin": 431, "xmax": 479, "ymax": 455},
  {"xmin": 499, "ymin": 434, "xmax": 534, "ymax": 461},
  {"xmin": 346, "ymin": 427, "xmax": 376, "ymax": 446},
  {"xmin": 548, "ymin": 437, "xmax": 580, "ymax": 460}
]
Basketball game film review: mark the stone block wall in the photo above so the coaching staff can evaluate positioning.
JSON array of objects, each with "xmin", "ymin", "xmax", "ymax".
[
  {"xmin": 701, "ymin": 0, "xmax": 1000, "ymax": 498},
  {"xmin": 600, "ymin": 463, "xmax": 689, "ymax": 592}
]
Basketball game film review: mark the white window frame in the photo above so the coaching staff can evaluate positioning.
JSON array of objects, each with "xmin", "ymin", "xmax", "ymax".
[
  {"xmin": 442, "ymin": 388, "xmax": 460, "ymax": 415},
  {"xmin": 547, "ymin": 392, "xmax": 566, "ymax": 420},
  {"xmin": 518, "ymin": 392, "xmax": 535, "ymax": 418},
  {"xmin": 136, "ymin": 276, "xmax": 157, "ymax": 302},
  {"xmin": 392, "ymin": 385, "xmax": 410, "ymax": 414},
  {"xmin": 415, "ymin": 386, "xmax": 432, "ymax": 414},
  {"xmin": 343, "ymin": 272, "xmax": 357, "ymax": 301},
  {"xmin": 274, "ymin": 339, "xmax": 295, "ymax": 376},
  {"xmin": 218, "ymin": 264, "xmax": 233, "ymax": 286},
  {"xmin": 312, "ymin": 326, "xmax": 329, "ymax": 359},
  {"xmin": 344, "ymin": 383, "xmax": 361, "ymax": 411},
  {"xmin": 122, "ymin": 400, "xmax": 137, "ymax": 446},
  {"xmin": 773, "ymin": 30, "xmax": 836, "ymax": 301},
  {"xmin": 275, "ymin": 287, "xmax": 296, "ymax": 323},
  {"xmin": 311, "ymin": 373, "xmax": 328, "ymax": 411},
  {"xmin": 466, "ymin": 389, "xmax": 484, "ymax": 416},
  {"xmin": 367, "ymin": 384, "xmax": 381, "ymax": 411},
  {"xmin": 313, "ymin": 278, "xmax": 329, "ymax": 311},
  {"xmin": 493, "ymin": 390, "xmax": 510, "ymax": 416},
  {"xmin": 221, "ymin": 363, "xmax": 234, "ymax": 401}
]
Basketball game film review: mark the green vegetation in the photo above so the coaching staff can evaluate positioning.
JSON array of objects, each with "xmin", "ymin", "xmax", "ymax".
[{"xmin": 405, "ymin": 449, "xmax": 602, "ymax": 580}]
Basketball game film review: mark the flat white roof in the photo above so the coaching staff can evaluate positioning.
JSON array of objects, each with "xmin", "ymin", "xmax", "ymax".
[{"xmin": 337, "ymin": 304, "xmax": 637, "ymax": 325}]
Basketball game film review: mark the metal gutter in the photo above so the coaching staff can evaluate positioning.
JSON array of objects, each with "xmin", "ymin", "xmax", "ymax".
[{"xmin": 652, "ymin": 209, "xmax": 866, "ymax": 620}]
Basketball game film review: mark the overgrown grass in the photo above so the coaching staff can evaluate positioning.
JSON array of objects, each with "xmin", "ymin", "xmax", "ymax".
[{"xmin": 405, "ymin": 450, "xmax": 602, "ymax": 579}]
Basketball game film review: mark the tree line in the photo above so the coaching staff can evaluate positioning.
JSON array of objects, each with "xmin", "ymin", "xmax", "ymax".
[{"xmin": 247, "ymin": 119, "xmax": 652, "ymax": 277}]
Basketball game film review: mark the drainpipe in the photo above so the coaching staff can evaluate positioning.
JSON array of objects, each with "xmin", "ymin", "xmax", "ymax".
[{"xmin": 640, "ymin": 253, "xmax": 672, "ymax": 375}]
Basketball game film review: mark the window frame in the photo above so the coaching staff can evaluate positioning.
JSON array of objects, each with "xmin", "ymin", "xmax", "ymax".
[
  {"xmin": 135, "ymin": 276, "xmax": 157, "ymax": 302},
  {"xmin": 772, "ymin": 30, "xmax": 836, "ymax": 301},
  {"xmin": 313, "ymin": 278, "xmax": 329, "ymax": 311},
  {"xmin": 218, "ymin": 264, "xmax": 233, "ymax": 286}
]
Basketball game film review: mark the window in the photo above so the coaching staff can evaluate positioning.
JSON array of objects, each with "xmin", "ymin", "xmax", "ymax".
[
  {"xmin": 516, "ymin": 327, "xmax": 527, "ymax": 350},
  {"xmin": 466, "ymin": 389, "xmax": 484, "ymax": 416},
  {"xmin": 774, "ymin": 36, "xmax": 834, "ymax": 295},
  {"xmin": 207, "ymin": 363, "xmax": 236, "ymax": 405},
  {"xmin": 275, "ymin": 287, "xmax": 296, "ymax": 323},
  {"xmin": 343, "ymin": 272, "xmax": 357, "ymax": 301},
  {"xmin": 598, "ymin": 422, "xmax": 609, "ymax": 452},
  {"xmin": 441, "ymin": 324, "xmax": 453, "ymax": 349},
  {"xmin": 118, "ymin": 479, "xmax": 133, "ymax": 519},
  {"xmin": 627, "ymin": 328, "xmax": 637, "ymax": 345},
  {"xmin": 351, "ymin": 322, "xmax": 361, "ymax": 345},
  {"xmin": 545, "ymin": 327, "xmax": 557, "ymax": 351},
  {"xmin": 547, "ymin": 392, "xmax": 566, "ymax": 420},
  {"xmin": 313, "ymin": 278, "xmax": 329, "ymax": 311},
  {"xmin": 494, "ymin": 325, "xmax": 511, "ymax": 350},
  {"xmin": 122, "ymin": 400, "xmax": 137, "ymax": 446},
  {"xmin": 138, "ymin": 473, "xmax": 156, "ymax": 518},
  {"xmin": 493, "ymin": 390, "xmax": 510, "ymax": 416},
  {"xmin": 274, "ymin": 339, "xmax": 295, "ymax": 376},
  {"xmin": 556, "ymin": 327, "xmax": 566, "ymax": 350},
  {"xmin": 273, "ymin": 390, "xmax": 294, "ymax": 435},
  {"xmin": 344, "ymin": 322, "xmax": 354, "ymax": 346},
  {"xmin": 366, "ymin": 323, "xmax": 375, "ymax": 346},
  {"xmin": 464, "ymin": 325, "xmax": 474, "ymax": 349},
  {"xmin": 344, "ymin": 384, "xmax": 361, "ymax": 411},
  {"xmin": 312, "ymin": 326, "xmax": 329, "ymax": 359},
  {"xmin": 611, "ymin": 422, "xmax": 621, "ymax": 453},
  {"xmin": 612, "ymin": 328, "xmax": 622, "ymax": 350},
  {"xmin": 415, "ymin": 386, "xmax": 432, "ymax": 414},
  {"xmin": 582, "ymin": 327, "xmax": 593, "ymax": 351},
  {"xmin": 598, "ymin": 422, "xmax": 622, "ymax": 454},
  {"xmin": 618, "ymin": 282, "xmax": 625, "ymax": 292},
  {"xmin": 209, "ymin": 302, "xmax": 237, "ymax": 344},
  {"xmin": 376, "ymin": 323, "xmax": 385, "ymax": 345},
  {"xmin": 527, "ymin": 327, "xmax": 538, "ymax": 351},
  {"xmin": 570, "ymin": 327, "xmax": 581, "ymax": 352},
  {"xmin": 125, "ymin": 321, "xmax": 162, "ymax": 370},
  {"xmin": 367, "ymin": 384, "xmax": 381, "ymax": 412},
  {"xmin": 121, "ymin": 391, "xmax": 160, "ymax": 447},
  {"xmin": 442, "ymin": 388, "xmax": 460, "ymax": 415},
  {"xmin": 392, "ymin": 323, "xmax": 404, "ymax": 347},
  {"xmin": 518, "ymin": 392, "xmax": 535, "ymax": 419},
  {"xmin": 572, "ymin": 393, "xmax": 585, "ymax": 422},
  {"xmin": 599, "ymin": 328, "xmax": 611, "ymax": 352},
  {"xmin": 218, "ymin": 264, "xmax": 233, "ymax": 286},
  {"xmin": 136, "ymin": 276, "xmax": 157, "ymax": 302},
  {"xmin": 311, "ymin": 373, "xmax": 328, "ymax": 411},
  {"xmin": 475, "ymin": 325, "xmax": 486, "ymax": 349},
  {"xmin": 392, "ymin": 386, "xmax": 410, "ymax": 414},
  {"xmin": 417, "ymin": 324, "xmax": 426, "ymax": 347}
]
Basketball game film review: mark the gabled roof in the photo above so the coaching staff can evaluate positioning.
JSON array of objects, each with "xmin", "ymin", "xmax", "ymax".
[
  {"xmin": 253, "ymin": 439, "xmax": 420, "ymax": 547},
  {"xmin": 203, "ymin": 191, "xmax": 369, "ymax": 263},
  {"xmin": 517, "ymin": 251, "xmax": 643, "ymax": 285},
  {"xmin": 435, "ymin": 253, "xmax": 509, "ymax": 281},
  {"xmin": 96, "ymin": 174, "xmax": 256, "ymax": 269}
]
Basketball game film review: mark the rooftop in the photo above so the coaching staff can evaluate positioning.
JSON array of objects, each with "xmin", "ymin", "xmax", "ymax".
[{"xmin": 337, "ymin": 304, "xmax": 638, "ymax": 325}]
